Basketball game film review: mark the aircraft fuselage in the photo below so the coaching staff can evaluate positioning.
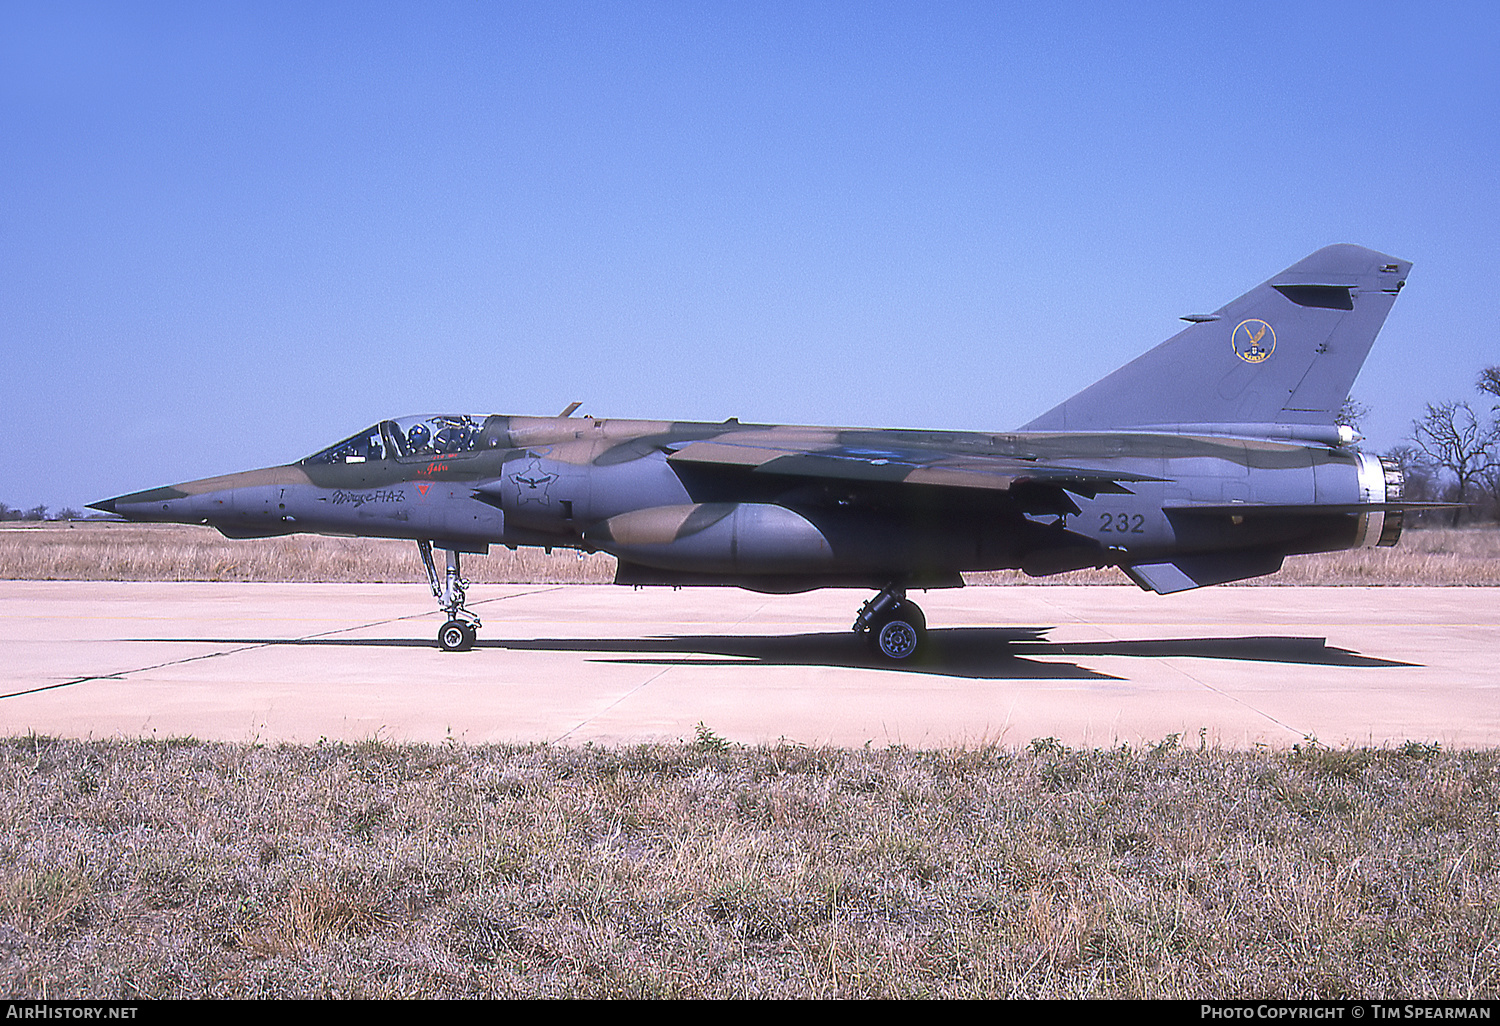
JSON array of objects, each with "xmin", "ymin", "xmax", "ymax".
[{"xmin": 98, "ymin": 415, "xmax": 1398, "ymax": 594}]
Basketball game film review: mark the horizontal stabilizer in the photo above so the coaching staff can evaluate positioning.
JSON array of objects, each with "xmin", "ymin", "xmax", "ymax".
[{"xmin": 1123, "ymin": 550, "xmax": 1286, "ymax": 594}]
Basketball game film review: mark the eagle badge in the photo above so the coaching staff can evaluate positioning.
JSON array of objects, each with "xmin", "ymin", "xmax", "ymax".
[{"xmin": 1232, "ymin": 319, "xmax": 1276, "ymax": 364}]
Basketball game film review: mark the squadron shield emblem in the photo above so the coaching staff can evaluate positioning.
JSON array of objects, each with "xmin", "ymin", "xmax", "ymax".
[
  {"xmin": 1232, "ymin": 319, "xmax": 1276, "ymax": 364},
  {"xmin": 512, "ymin": 458, "xmax": 558, "ymax": 506}
]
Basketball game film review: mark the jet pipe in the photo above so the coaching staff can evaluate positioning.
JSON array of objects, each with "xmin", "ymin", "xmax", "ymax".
[{"xmin": 1355, "ymin": 452, "xmax": 1405, "ymax": 549}]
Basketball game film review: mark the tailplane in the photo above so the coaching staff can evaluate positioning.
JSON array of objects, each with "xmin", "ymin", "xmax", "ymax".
[{"xmin": 1021, "ymin": 244, "xmax": 1411, "ymax": 434}]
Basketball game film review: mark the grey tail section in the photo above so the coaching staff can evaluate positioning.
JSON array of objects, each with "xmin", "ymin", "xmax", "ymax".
[{"xmin": 1020, "ymin": 245, "xmax": 1411, "ymax": 433}]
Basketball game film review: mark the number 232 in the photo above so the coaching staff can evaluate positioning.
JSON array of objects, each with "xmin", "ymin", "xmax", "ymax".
[{"xmin": 1098, "ymin": 512, "xmax": 1145, "ymax": 534}]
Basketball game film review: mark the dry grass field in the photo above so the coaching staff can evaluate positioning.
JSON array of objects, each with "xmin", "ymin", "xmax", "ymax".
[
  {"xmin": 0, "ymin": 521, "xmax": 616, "ymax": 584},
  {"xmin": 3, "ymin": 520, "xmax": 1497, "ymax": 585},
  {"xmin": 2, "ymin": 734, "xmax": 1495, "ymax": 999}
]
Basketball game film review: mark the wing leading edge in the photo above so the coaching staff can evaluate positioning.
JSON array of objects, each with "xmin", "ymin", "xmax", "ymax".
[{"xmin": 666, "ymin": 437, "xmax": 1161, "ymax": 499}]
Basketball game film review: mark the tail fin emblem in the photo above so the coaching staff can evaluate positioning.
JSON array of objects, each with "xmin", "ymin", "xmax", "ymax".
[{"xmin": 1232, "ymin": 319, "xmax": 1276, "ymax": 364}]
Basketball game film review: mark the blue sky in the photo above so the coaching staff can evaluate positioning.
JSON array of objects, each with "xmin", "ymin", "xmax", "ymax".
[{"xmin": 3, "ymin": 1, "xmax": 1497, "ymax": 511}]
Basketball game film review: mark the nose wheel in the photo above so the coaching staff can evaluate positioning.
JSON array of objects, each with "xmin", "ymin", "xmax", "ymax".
[
  {"xmin": 854, "ymin": 585, "xmax": 927, "ymax": 661},
  {"xmin": 419, "ymin": 540, "xmax": 481, "ymax": 652},
  {"xmin": 438, "ymin": 618, "xmax": 478, "ymax": 652}
]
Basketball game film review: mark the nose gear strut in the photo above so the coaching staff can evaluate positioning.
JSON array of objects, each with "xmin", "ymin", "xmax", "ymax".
[{"xmin": 418, "ymin": 539, "xmax": 481, "ymax": 651}]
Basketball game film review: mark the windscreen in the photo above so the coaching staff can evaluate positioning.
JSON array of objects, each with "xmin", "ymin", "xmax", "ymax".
[
  {"xmin": 300, "ymin": 425, "xmax": 388, "ymax": 465},
  {"xmin": 302, "ymin": 415, "xmax": 506, "ymax": 465}
]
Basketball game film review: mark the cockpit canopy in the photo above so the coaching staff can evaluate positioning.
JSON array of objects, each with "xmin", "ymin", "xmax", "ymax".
[{"xmin": 301, "ymin": 414, "xmax": 507, "ymax": 465}]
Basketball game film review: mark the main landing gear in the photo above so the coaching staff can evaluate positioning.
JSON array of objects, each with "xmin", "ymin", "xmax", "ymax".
[
  {"xmin": 854, "ymin": 585, "xmax": 927, "ymax": 661},
  {"xmin": 418, "ymin": 540, "xmax": 481, "ymax": 652}
]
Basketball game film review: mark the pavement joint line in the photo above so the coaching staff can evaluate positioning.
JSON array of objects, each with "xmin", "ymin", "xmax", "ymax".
[
  {"xmin": 554, "ymin": 665, "xmax": 676, "ymax": 744},
  {"xmin": 0, "ymin": 586, "xmax": 564, "ymax": 702},
  {"xmin": 552, "ymin": 599, "xmax": 772, "ymax": 743},
  {"xmin": 1131, "ymin": 655, "xmax": 1314, "ymax": 741}
]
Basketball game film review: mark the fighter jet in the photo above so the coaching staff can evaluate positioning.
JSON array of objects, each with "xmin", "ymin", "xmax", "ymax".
[{"xmin": 92, "ymin": 244, "xmax": 1435, "ymax": 659}]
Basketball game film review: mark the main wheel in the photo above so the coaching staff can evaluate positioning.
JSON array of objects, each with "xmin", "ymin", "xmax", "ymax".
[
  {"xmin": 438, "ymin": 619, "xmax": 475, "ymax": 652},
  {"xmin": 875, "ymin": 618, "xmax": 921, "ymax": 659},
  {"xmin": 867, "ymin": 600, "xmax": 926, "ymax": 661}
]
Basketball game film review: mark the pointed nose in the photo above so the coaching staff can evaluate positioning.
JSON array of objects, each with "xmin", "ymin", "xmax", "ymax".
[
  {"xmin": 89, "ymin": 465, "xmax": 307, "ymax": 526},
  {"xmin": 86, "ymin": 485, "xmax": 195, "ymax": 522}
]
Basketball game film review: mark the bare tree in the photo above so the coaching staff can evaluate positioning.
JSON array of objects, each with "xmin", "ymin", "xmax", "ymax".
[
  {"xmin": 1479, "ymin": 365, "xmax": 1500, "ymax": 404},
  {"xmin": 1411, "ymin": 401, "xmax": 1500, "ymax": 524},
  {"xmin": 1476, "ymin": 364, "xmax": 1500, "ymax": 414},
  {"xmin": 1475, "ymin": 367, "xmax": 1500, "ymax": 513},
  {"xmin": 1336, "ymin": 397, "xmax": 1370, "ymax": 431},
  {"xmin": 1384, "ymin": 444, "xmax": 1438, "ymax": 502},
  {"xmin": 1336, "ymin": 398, "xmax": 1370, "ymax": 448}
]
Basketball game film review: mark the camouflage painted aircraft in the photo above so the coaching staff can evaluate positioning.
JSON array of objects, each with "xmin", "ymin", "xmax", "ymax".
[{"xmin": 93, "ymin": 244, "xmax": 1432, "ymax": 658}]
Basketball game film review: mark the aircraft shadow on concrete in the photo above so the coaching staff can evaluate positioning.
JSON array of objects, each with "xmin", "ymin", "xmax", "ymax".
[
  {"xmin": 139, "ymin": 627, "xmax": 1414, "ymax": 681},
  {"xmin": 489, "ymin": 628, "xmax": 1414, "ymax": 679}
]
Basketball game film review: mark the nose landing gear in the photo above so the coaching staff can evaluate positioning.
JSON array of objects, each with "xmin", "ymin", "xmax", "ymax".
[
  {"xmin": 418, "ymin": 540, "xmax": 482, "ymax": 651},
  {"xmin": 854, "ymin": 585, "xmax": 927, "ymax": 661}
]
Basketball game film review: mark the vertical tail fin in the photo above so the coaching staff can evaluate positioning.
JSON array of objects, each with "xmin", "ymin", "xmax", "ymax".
[{"xmin": 1020, "ymin": 244, "xmax": 1411, "ymax": 433}]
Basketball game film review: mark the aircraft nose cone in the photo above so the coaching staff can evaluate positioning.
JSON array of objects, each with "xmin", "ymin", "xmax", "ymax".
[{"xmin": 88, "ymin": 485, "xmax": 193, "ymax": 521}]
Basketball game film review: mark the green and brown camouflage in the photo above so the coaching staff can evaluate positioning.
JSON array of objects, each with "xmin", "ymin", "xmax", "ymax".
[{"xmin": 94, "ymin": 244, "xmax": 1446, "ymax": 656}]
